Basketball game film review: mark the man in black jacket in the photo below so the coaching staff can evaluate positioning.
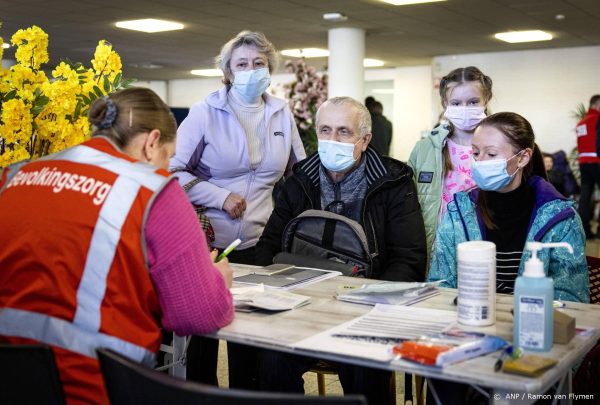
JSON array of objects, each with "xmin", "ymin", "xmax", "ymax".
[
  {"xmin": 256, "ymin": 96, "xmax": 426, "ymax": 282},
  {"xmin": 255, "ymin": 97, "xmax": 426, "ymax": 404}
]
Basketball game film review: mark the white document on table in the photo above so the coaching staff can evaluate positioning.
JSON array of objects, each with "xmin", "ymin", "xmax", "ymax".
[
  {"xmin": 232, "ymin": 266, "xmax": 341, "ymax": 290},
  {"xmin": 292, "ymin": 304, "xmax": 457, "ymax": 362}
]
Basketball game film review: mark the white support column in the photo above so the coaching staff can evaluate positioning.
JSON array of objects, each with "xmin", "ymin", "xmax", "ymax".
[{"xmin": 328, "ymin": 27, "xmax": 365, "ymax": 101}]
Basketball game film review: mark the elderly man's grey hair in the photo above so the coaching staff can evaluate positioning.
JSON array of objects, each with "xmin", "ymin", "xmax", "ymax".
[
  {"xmin": 215, "ymin": 31, "xmax": 278, "ymax": 86},
  {"xmin": 316, "ymin": 97, "xmax": 372, "ymax": 138}
]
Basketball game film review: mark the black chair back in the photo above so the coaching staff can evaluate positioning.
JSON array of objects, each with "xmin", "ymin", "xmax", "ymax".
[
  {"xmin": 0, "ymin": 344, "xmax": 66, "ymax": 405},
  {"xmin": 97, "ymin": 348, "xmax": 367, "ymax": 405}
]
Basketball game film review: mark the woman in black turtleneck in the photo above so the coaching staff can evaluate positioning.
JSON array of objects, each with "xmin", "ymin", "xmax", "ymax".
[
  {"xmin": 429, "ymin": 112, "xmax": 588, "ymax": 303},
  {"xmin": 427, "ymin": 112, "xmax": 589, "ymax": 405}
]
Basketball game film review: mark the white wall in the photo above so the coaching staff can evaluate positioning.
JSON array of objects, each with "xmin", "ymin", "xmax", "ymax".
[
  {"xmin": 390, "ymin": 66, "xmax": 432, "ymax": 161},
  {"xmin": 165, "ymin": 73, "xmax": 296, "ymax": 108},
  {"xmin": 433, "ymin": 46, "xmax": 600, "ymax": 155},
  {"xmin": 135, "ymin": 80, "xmax": 168, "ymax": 103},
  {"xmin": 161, "ymin": 45, "xmax": 600, "ymax": 159},
  {"xmin": 167, "ymin": 78, "xmax": 222, "ymax": 107}
]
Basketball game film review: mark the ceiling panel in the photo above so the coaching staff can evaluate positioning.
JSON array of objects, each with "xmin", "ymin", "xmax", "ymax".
[{"xmin": 1, "ymin": 0, "xmax": 599, "ymax": 80}]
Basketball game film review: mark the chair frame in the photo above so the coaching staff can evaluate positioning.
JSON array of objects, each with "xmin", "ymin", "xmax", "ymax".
[
  {"xmin": 0, "ymin": 344, "xmax": 66, "ymax": 405},
  {"xmin": 98, "ymin": 348, "xmax": 367, "ymax": 405}
]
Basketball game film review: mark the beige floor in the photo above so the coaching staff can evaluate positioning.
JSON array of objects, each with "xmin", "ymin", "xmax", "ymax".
[
  {"xmin": 585, "ymin": 238, "xmax": 600, "ymax": 257},
  {"xmin": 215, "ymin": 340, "xmax": 418, "ymax": 404}
]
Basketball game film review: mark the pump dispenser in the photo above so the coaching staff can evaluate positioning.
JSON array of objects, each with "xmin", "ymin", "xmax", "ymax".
[{"xmin": 513, "ymin": 242, "xmax": 573, "ymax": 352}]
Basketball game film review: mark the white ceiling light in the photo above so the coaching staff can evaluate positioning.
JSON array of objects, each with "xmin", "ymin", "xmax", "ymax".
[
  {"xmin": 364, "ymin": 58, "xmax": 385, "ymax": 67},
  {"xmin": 323, "ymin": 12, "xmax": 348, "ymax": 22},
  {"xmin": 115, "ymin": 18, "xmax": 184, "ymax": 33},
  {"xmin": 2, "ymin": 43, "xmax": 10, "ymax": 49},
  {"xmin": 494, "ymin": 30, "xmax": 553, "ymax": 43},
  {"xmin": 380, "ymin": 0, "xmax": 446, "ymax": 5},
  {"xmin": 281, "ymin": 48, "xmax": 330, "ymax": 58},
  {"xmin": 190, "ymin": 69, "xmax": 222, "ymax": 77}
]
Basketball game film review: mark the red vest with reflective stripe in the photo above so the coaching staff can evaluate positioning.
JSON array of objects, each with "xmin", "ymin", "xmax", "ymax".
[
  {"xmin": 577, "ymin": 109, "xmax": 600, "ymax": 164},
  {"xmin": 0, "ymin": 137, "xmax": 171, "ymax": 405}
]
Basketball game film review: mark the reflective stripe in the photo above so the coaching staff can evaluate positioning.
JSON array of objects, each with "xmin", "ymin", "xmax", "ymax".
[
  {"xmin": 73, "ymin": 175, "xmax": 140, "ymax": 331},
  {"xmin": 580, "ymin": 152, "xmax": 598, "ymax": 157},
  {"xmin": 0, "ymin": 308, "xmax": 156, "ymax": 366},
  {"xmin": 52, "ymin": 144, "xmax": 164, "ymax": 192}
]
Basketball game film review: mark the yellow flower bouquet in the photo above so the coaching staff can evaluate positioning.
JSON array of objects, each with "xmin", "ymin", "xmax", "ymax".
[{"xmin": 0, "ymin": 25, "xmax": 133, "ymax": 167}]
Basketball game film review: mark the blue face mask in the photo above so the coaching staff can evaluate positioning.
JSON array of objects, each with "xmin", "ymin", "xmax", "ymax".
[
  {"xmin": 471, "ymin": 151, "xmax": 523, "ymax": 191},
  {"xmin": 318, "ymin": 139, "xmax": 362, "ymax": 173},
  {"xmin": 232, "ymin": 68, "xmax": 271, "ymax": 103}
]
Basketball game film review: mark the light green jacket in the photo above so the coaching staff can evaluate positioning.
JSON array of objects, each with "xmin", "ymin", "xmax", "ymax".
[{"xmin": 408, "ymin": 124, "xmax": 451, "ymax": 261}]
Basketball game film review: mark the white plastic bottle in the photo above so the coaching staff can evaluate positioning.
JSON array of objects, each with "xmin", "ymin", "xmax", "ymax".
[
  {"xmin": 513, "ymin": 241, "xmax": 573, "ymax": 352},
  {"xmin": 457, "ymin": 241, "xmax": 496, "ymax": 326}
]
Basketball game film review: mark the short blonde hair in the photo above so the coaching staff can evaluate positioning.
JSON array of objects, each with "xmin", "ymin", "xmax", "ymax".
[{"xmin": 215, "ymin": 31, "xmax": 278, "ymax": 86}]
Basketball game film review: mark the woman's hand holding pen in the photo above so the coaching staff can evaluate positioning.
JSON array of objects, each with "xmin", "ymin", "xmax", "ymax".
[
  {"xmin": 223, "ymin": 193, "xmax": 246, "ymax": 219},
  {"xmin": 211, "ymin": 249, "xmax": 233, "ymax": 287}
]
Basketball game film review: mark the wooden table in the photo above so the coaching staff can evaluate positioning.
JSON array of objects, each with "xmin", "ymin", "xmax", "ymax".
[{"xmin": 206, "ymin": 266, "xmax": 600, "ymax": 404}]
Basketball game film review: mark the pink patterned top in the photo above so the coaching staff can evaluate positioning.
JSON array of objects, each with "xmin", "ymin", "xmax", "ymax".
[
  {"xmin": 145, "ymin": 180, "xmax": 234, "ymax": 336},
  {"xmin": 441, "ymin": 138, "xmax": 475, "ymax": 217}
]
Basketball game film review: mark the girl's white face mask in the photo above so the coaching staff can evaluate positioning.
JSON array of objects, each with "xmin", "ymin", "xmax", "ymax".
[{"xmin": 444, "ymin": 106, "xmax": 486, "ymax": 131}]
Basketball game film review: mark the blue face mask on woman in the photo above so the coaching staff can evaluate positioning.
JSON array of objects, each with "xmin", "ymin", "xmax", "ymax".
[
  {"xmin": 318, "ymin": 139, "xmax": 362, "ymax": 173},
  {"xmin": 232, "ymin": 67, "xmax": 271, "ymax": 102},
  {"xmin": 471, "ymin": 151, "xmax": 523, "ymax": 191}
]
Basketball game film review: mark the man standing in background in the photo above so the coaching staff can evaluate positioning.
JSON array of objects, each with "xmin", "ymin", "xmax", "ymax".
[
  {"xmin": 369, "ymin": 101, "xmax": 393, "ymax": 156},
  {"xmin": 365, "ymin": 97, "xmax": 393, "ymax": 156},
  {"xmin": 576, "ymin": 94, "xmax": 600, "ymax": 238}
]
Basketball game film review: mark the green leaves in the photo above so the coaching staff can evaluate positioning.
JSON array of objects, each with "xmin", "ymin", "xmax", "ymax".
[
  {"xmin": 2, "ymin": 90, "xmax": 17, "ymax": 102},
  {"xmin": 93, "ymin": 85, "xmax": 104, "ymax": 98},
  {"xmin": 31, "ymin": 94, "xmax": 49, "ymax": 116},
  {"xmin": 103, "ymin": 75, "xmax": 111, "ymax": 93}
]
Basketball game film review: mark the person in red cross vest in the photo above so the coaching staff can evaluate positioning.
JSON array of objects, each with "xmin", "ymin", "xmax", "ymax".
[
  {"xmin": 0, "ymin": 87, "xmax": 234, "ymax": 405},
  {"xmin": 576, "ymin": 94, "xmax": 600, "ymax": 238}
]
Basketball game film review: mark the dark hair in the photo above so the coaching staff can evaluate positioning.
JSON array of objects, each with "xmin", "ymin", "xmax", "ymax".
[
  {"xmin": 88, "ymin": 87, "xmax": 176, "ymax": 149},
  {"xmin": 590, "ymin": 95, "xmax": 600, "ymax": 108},
  {"xmin": 476, "ymin": 112, "xmax": 547, "ymax": 229},
  {"xmin": 440, "ymin": 66, "xmax": 493, "ymax": 176}
]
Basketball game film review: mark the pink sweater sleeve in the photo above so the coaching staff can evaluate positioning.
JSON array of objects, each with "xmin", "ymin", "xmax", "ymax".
[{"xmin": 144, "ymin": 180, "xmax": 234, "ymax": 335}]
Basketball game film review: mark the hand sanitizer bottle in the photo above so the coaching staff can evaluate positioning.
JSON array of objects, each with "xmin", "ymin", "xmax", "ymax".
[{"xmin": 513, "ymin": 242, "xmax": 573, "ymax": 352}]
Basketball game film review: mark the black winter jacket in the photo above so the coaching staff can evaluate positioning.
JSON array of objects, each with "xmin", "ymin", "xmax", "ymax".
[{"xmin": 255, "ymin": 147, "xmax": 427, "ymax": 281}]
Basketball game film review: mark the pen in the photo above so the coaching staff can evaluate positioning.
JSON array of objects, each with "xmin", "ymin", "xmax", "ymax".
[
  {"xmin": 332, "ymin": 334, "xmax": 406, "ymax": 344},
  {"xmin": 215, "ymin": 238, "xmax": 242, "ymax": 262}
]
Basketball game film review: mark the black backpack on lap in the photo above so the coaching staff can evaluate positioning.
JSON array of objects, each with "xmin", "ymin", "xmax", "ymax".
[{"xmin": 274, "ymin": 209, "xmax": 375, "ymax": 277}]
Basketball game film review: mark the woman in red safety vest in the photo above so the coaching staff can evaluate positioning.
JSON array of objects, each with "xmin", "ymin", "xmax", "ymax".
[{"xmin": 0, "ymin": 87, "xmax": 235, "ymax": 404}]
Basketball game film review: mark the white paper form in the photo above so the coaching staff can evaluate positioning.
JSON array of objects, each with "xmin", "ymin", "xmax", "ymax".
[
  {"xmin": 232, "ymin": 265, "xmax": 341, "ymax": 290},
  {"xmin": 292, "ymin": 304, "xmax": 457, "ymax": 362}
]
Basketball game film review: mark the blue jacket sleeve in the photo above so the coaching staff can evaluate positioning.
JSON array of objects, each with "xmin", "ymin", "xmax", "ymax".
[
  {"xmin": 428, "ymin": 208, "xmax": 458, "ymax": 288},
  {"xmin": 548, "ymin": 210, "xmax": 589, "ymax": 303}
]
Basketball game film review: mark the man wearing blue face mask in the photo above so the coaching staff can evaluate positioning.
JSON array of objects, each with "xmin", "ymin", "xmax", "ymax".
[{"xmin": 256, "ymin": 97, "xmax": 426, "ymax": 404}]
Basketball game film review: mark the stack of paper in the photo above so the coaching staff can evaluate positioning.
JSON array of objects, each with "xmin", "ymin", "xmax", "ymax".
[
  {"xmin": 335, "ymin": 281, "xmax": 442, "ymax": 306},
  {"xmin": 231, "ymin": 285, "xmax": 311, "ymax": 311},
  {"xmin": 293, "ymin": 304, "xmax": 456, "ymax": 362},
  {"xmin": 232, "ymin": 267, "xmax": 340, "ymax": 290}
]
